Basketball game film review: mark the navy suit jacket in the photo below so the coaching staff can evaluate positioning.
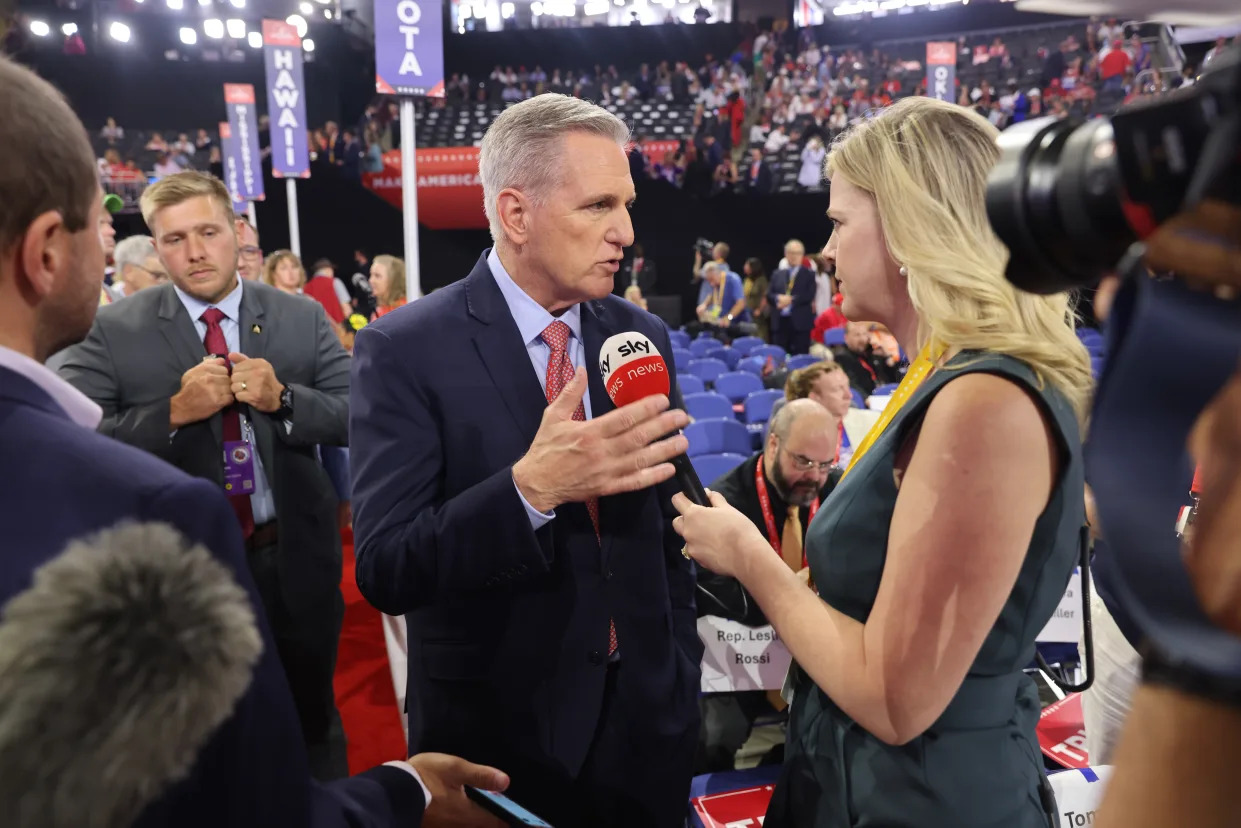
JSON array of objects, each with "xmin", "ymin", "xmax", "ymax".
[
  {"xmin": 350, "ymin": 253, "xmax": 704, "ymax": 780},
  {"xmin": 767, "ymin": 265, "xmax": 817, "ymax": 333},
  {"xmin": 0, "ymin": 364, "xmax": 423, "ymax": 828}
]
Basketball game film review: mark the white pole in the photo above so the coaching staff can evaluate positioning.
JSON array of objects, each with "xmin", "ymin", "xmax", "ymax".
[
  {"xmin": 399, "ymin": 97, "xmax": 421, "ymax": 300},
  {"xmin": 286, "ymin": 178, "xmax": 301, "ymax": 257},
  {"xmin": 246, "ymin": 201, "xmax": 257, "ymax": 233}
]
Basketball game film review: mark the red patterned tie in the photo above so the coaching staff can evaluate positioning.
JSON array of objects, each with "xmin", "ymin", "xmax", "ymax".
[
  {"xmin": 541, "ymin": 321, "xmax": 617, "ymax": 656},
  {"xmin": 201, "ymin": 308, "xmax": 255, "ymax": 539}
]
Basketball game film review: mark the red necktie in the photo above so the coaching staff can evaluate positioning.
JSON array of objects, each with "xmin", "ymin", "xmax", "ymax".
[
  {"xmin": 541, "ymin": 321, "xmax": 617, "ymax": 656},
  {"xmin": 201, "ymin": 308, "xmax": 255, "ymax": 539}
]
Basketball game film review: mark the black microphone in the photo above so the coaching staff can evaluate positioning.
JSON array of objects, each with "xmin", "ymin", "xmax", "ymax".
[{"xmin": 598, "ymin": 331, "xmax": 710, "ymax": 506}]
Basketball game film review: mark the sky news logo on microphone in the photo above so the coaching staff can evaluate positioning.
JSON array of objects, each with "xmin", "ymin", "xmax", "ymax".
[{"xmin": 599, "ymin": 332, "xmax": 669, "ymax": 408}]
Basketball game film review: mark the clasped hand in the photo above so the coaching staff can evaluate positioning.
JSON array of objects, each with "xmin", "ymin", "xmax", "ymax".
[
  {"xmin": 671, "ymin": 490, "xmax": 766, "ymax": 579},
  {"xmin": 512, "ymin": 368, "xmax": 691, "ymax": 513},
  {"xmin": 170, "ymin": 353, "xmax": 283, "ymax": 429}
]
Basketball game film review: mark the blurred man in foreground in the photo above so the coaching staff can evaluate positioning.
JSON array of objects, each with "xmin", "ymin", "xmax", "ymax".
[{"xmin": 0, "ymin": 54, "xmax": 505, "ymax": 828}]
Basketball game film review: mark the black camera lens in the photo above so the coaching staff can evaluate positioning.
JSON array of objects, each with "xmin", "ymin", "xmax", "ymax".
[{"xmin": 986, "ymin": 116, "xmax": 1136, "ymax": 295}]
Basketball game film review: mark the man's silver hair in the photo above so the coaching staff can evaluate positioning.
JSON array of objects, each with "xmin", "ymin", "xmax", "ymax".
[
  {"xmin": 112, "ymin": 234, "xmax": 155, "ymax": 273},
  {"xmin": 701, "ymin": 261, "xmax": 721, "ymax": 277},
  {"xmin": 0, "ymin": 522, "xmax": 262, "ymax": 828},
  {"xmin": 478, "ymin": 93, "xmax": 630, "ymax": 243}
]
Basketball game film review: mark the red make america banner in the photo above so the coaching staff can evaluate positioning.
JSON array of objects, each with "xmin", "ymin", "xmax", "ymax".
[
  {"xmin": 363, "ymin": 140, "xmax": 682, "ymax": 230},
  {"xmin": 691, "ymin": 783, "xmax": 775, "ymax": 828}
]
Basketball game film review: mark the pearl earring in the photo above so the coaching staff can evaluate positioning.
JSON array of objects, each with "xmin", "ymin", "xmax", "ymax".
[{"xmin": 899, "ymin": 265, "xmax": 909, "ymax": 277}]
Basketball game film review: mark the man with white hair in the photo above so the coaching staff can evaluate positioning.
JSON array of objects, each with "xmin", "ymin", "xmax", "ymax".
[
  {"xmin": 112, "ymin": 234, "xmax": 167, "ymax": 298},
  {"xmin": 350, "ymin": 93, "xmax": 703, "ymax": 827}
]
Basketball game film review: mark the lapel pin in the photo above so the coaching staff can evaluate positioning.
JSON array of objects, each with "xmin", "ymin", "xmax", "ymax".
[{"xmin": 251, "ymin": 324, "xmax": 262, "ymax": 334}]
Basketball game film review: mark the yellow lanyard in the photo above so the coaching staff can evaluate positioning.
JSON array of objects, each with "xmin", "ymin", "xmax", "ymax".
[{"xmin": 840, "ymin": 343, "xmax": 942, "ymax": 480}]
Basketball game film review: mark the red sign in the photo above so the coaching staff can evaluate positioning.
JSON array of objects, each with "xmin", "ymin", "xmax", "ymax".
[
  {"xmin": 691, "ymin": 784, "xmax": 775, "ymax": 828},
  {"xmin": 926, "ymin": 41, "xmax": 956, "ymax": 66},
  {"xmin": 261, "ymin": 19, "xmax": 301, "ymax": 47},
  {"xmin": 363, "ymin": 141, "xmax": 681, "ymax": 231},
  {"xmin": 1037, "ymin": 693, "xmax": 1091, "ymax": 769},
  {"xmin": 223, "ymin": 83, "xmax": 256, "ymax": 105}
]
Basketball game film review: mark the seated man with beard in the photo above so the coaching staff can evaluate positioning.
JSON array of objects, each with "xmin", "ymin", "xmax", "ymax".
[{"xmin": 695, "ymin": 399, "xmax": 842, "ymax": 771}]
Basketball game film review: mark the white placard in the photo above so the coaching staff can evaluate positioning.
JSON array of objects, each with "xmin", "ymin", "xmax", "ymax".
[
  {"xmin": 698, "ymin": 616, "xmax": 792, "ymax": 693},
  {"xmin": 1038, "ymin": 568, "xmax": 1084, "ymax": 643},
  {"xmin": 1048, "ymin": 766, "xmax": 1112, "ymax": 828}
]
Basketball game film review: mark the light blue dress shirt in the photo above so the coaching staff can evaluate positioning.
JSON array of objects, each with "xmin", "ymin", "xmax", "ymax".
[
  {"xmin": 487, "ymin": 247, "xmax": 592, "ymax": 530},
  {"xmin": 173, "ymin": 280, "xmax": 278, "ymax": 524}
]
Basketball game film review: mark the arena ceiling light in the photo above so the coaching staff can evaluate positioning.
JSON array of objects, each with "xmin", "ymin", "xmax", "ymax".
[
  {"xmin": 323, "ymin": 9, "xmax": 333, "ymax": 18},
  {"xmin": 286, "ymin": 13, "xmax": 308, "ymax": 37},
  {"xmin": 28, "ymin": 19, "xmax": 50, "ymax": 36},
  {"xmin": 203, "ymin": 17, "xmax": 225, "ymax": 38},
  {"xmin": 225, "ymin": 18, "xmax": 246, "ymax": 38},
  {"xmin": 229, "ymin": 0, "xmax": 246, "ymax": 7},
  {"xmin": 109, "ymin": 21, "xmax": 132, "ymax": 42},
  {"xmin": 300, "ymin": 2, "xmax": 313, "ymax": 13},
  {"xmin": 583, "ymin": 0, "xmax": 608, "ymax": 14},
  {"xmin": 302, "ymin": 37, "xmax": 315, "ymax": 52},
  {"xmin": 61, "ymin": 22, "xmax": 78, "ymax": 35},
  {"xmin": 166, "ymin": 0, "xmax": 184, "ymax": 10},
  {"xmin": 247, "ymin": 30, "xmax": 262, "ymax": 47},
  {"xmin": 180, "ymin": 26, "xmax": 197, "ymax": 44},
  {"xmin": 501, "ymin": 2, "xmax": 514, "ymax": 17},
  {"xmin": 198, "ymin": 0, "xmax": 212, "ymax": 6}
]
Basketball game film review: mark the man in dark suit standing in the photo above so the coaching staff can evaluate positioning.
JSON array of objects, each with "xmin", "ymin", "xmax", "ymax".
[
  {"xmin": 59, "ymin": 170, "xmax": 351, "ymax": 780},
  {"xmin": 0, "ymin": 53, "xmax": 505, "ymax": 828},
  {"xmin": 767, "ymin": 239, "xmax": 816, "ymax": 355},
  {"xmin": 744, "ymin": 146, "xmax": 774, "ymax": 195},
  {"xmin": 350, "ymin": 93, "xmax": 704, "ymax": 828}
]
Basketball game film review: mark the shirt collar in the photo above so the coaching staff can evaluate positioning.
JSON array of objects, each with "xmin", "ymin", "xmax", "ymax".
[
  {"xmin": 0, "ymin": 345, "xmax": 102, "ymax": 429},
  {"xmin": 173, "ymin": 276, "xmax": 244, "ymax": 325},
  {"xmin": 487, "ymin": 247, "xmax": 582, "ymax": 348}
]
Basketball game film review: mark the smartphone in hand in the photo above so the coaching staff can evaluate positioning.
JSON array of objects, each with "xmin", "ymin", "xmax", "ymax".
[{"xmin": 465, "ymin": 786, "xmax": 555, "ymax": 827}]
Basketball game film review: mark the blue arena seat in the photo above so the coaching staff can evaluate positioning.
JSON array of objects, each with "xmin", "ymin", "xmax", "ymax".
[
  {"xmin": 730, "ymin": 336, "xmax": 763, "ymax": 356},
  {"xmin": 669, "ymin": 329, "xmax": 691, "ymax": 349},
  {"xmin": 690, "ymin": 452, "xmax": 749, "ymax": 485},
  {"xmin": 872, "ymin": 382, "xmax": 899, "ymax": 396},
  {"xmin": 713, "ymin": 371, "xmax": 764, "ymax": 404},
  {"xmin": 672, "ymin": 347, "xmax": 692, "ymax": 372},
  {"xmin": 786, "ymin": 354, "xmax": 821, "ymax": 371},
  {"xmin": 736, "ymin": 356, "xmax": 765, "ymax": 377},
  {"xmin": 705, "ymin": 346, "xmax": 740, "ymax": 370},
  {"xmin": 677, "ymin": 374, "xmax": 705, "ymax": 395},
  {"xmin": 683, "ymin": 392, "xmax": 734, "ymax": 421},
  {"xmin": 742, "ymin": 389, "xmax": 784, "ymax": 425},
  {"xmin": 821, "ymin": 328, "xmax": 846, "ymax": 346},
  {"xmin": 689, "ymin": 338, "xmax": 719, "ymax": 358},
  {"xmin": 687, "ymin": 358, "xmax": 728, "ymax": 386},
  {"xmin": 749, "ymin": 344, "xmax": 787, "ymax": 365},
  {"xmin": 684, "ymin": 418, "xmax": 752, "ymax": 457}
]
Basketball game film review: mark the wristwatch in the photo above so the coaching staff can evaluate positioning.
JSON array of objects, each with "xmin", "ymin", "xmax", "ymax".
[{"xmin": 275, "ymin": 384, "xmax": 294, "ymax": 419}]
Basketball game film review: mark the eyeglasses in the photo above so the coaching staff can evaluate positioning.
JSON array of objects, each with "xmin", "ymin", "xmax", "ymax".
[
  {"xmin": 776, "ymin": 441, "xmax": 834, "ymax": 473},
  {"xmin": 134, "ymin": 265, "xmax": 168, "ymax": 281},
  {"xmin": 239, "ymin": 246, "xmax": 262, "ymax": 259}
]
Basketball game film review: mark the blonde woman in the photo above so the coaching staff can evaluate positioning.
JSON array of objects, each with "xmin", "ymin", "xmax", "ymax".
[
  {"xmin": 368, "ymin": 254, "xmax": 407, "ymax": 320},
  {"xmin": 673, "ymin": 96, "xmax": 1092, "ymax": 827},
  {"xmin": 262, "ymin": 250, "xmax": 306, "ymax": 295}
]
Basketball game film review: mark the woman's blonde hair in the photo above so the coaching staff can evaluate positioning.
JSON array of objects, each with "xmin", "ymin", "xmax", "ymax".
[
  {"xmin": 372, "ymin": 254, "xmax": 406, "ymax": 305},
  {"xmin": 825, "ymin": 96, "xmax": 1092, "ymax": 422},
  {"xmin": 261, "ymin": 250, "xmax": 306, "ymax": 289},
  {"xmin": 784, "ymin": 360, "xmax": 843, "ymax": 401}
]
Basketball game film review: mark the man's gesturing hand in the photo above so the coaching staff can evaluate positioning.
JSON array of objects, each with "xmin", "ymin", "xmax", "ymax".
[
  {"xmin": 169, "ymin": 357, "xmax": 234, "ymax": 429},
  {"xmin": 228, "ymin": 352, "xmax": 284, "ymax": 413},
  {"xmin": 407, "ymin": 753, "xmax": 510, "ymax": 828},
  {"xmin": 512, "ymin": 367, "xmax": 690, "ymax": 513}
]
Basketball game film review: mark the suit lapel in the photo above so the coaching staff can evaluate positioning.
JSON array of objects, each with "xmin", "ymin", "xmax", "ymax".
[
  {"xmin": 465, "ymin": 256, "xmax": 547, "ymax": 447},
  {"xmin": 581, "ymin": 299, "xmax": 621, "ymax": 568},
  {"xmin": 238, "ymin": 281, "xmax": 268, "ymax": 362},
  {"xmin": 157, "ymin": 284, "xmax": 222, "ymax": 445}
]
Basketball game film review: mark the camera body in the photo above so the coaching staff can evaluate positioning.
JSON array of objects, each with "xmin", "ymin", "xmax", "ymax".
[{"xmin": 694, "ymin": 237, "xmax": 716, "ymax": 258}]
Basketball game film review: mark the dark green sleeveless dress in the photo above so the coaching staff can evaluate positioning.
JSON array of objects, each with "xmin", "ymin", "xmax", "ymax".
[{"xmin": 767, "ymin": 352, "xmax": 1084, "ymax": 828}]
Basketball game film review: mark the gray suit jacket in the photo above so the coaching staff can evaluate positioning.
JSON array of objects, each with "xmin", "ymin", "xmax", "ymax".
[{"xmin": 58, "ymin": 280, "xmax": 351, "ymax": 614}]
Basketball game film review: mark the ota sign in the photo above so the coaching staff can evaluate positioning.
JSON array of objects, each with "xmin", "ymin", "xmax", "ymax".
[{"xmin": 375, "ymin": 0, "xmax": 445, "ymax": 97}]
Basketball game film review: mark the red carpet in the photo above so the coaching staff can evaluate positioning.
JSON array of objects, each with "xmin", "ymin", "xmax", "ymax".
[{"xmin": 334, "ymin": 527, "xmax": 408, "ymax": 773}]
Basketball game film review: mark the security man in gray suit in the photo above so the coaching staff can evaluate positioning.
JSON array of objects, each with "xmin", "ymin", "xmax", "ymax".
[{"xmin": 59, "ymin": 171, "xmax": 351, "ymax": 780}]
